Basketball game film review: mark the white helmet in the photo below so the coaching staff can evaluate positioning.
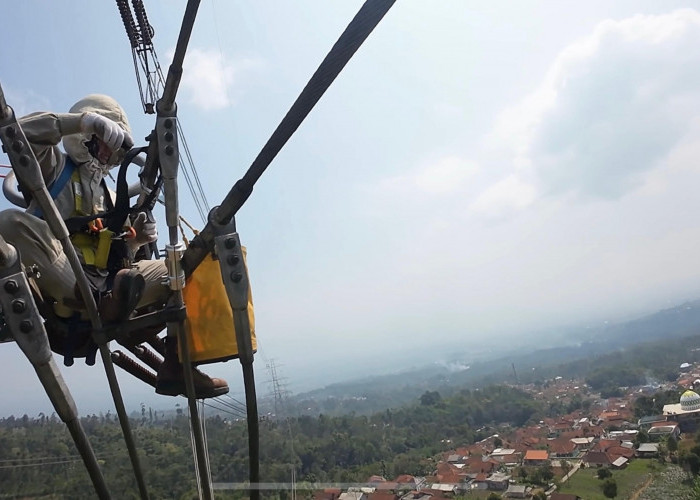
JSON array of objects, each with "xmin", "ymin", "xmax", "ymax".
[{"xmin": 63, "ymin": 94, "xmax": 132, "ymax": 166}]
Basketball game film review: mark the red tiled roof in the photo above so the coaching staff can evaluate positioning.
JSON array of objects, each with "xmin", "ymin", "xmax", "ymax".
[
  {"xmin": 467, "ymin": 460, "xmax": 495, "ymax": 474},
  {"xmin": 593, "ymin": 440, "xmax": 619, "ymax": 452},
  {"xmin": 524, "ymin": 450, "xmax": 549, "ymax": 460},
  {"xmin": 548, "ymin": 439, "xmax": 576, "ymax": 455},
  {"xmin": 583, "ymin": 451, "xmax": 611, "ymax": 465},
  {"xmin": 559, "ymin": 430, "xmax": 584, "ymax": 440},
  {"xmin": 607, "ymin": 446, "xmax": 635, "ymax": 460},
  {"xmin": 314, "ymin": 489, "xmax": 341, "ymax": 500},
  {"xmin": 492, "ymin": 453, "xmax": 520, "ymax": 464},
  {"xmin": 437, "ymin": 473, "xmax": 462, "ymax": 484},
  {"xmin": 394, "ymin": 475, "xmax": 415, "ymax": 484}
]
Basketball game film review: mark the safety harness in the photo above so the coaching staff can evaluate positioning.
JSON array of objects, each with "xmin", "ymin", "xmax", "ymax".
[{"xmin": 33, "ymin": 149, "xmax": 157, "ymax": 272}]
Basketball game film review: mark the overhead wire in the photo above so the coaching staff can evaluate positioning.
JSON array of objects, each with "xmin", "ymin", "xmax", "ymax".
[
  {"xmin": 223, "ymin": 394, "xmax": 247, "ymax": 410},
  {"xmin": 206, "ymin": 397, "xmax": 247, "ymax": 418},
  {"xmin": 0, "ymin": 458, "xmax": 84, "ymax": 469},
  {"xmin": 119, "ymin": 0, "xmax": 210, "ymax": 224},
  {"xmin": 200, "ymin": 400, "xmax": 243, "ymax": 419},
  {"xmin": 187, "ymin": 404, "xmax": 204, "ymax": 499},
  {"xmin": 152, "ymin": 62, "xmax": 210, "ymax": 223},
  {"xmin": 199, "ymin": 400, "xmax": 213, "ymax": 489},
  {"xmin": 0, "ymin": 452, "xmax": 122, "ymax": 464}
]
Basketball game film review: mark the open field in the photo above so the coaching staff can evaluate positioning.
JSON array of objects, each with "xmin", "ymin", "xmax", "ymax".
[{"xmin": 556, "ymin": 459, "xmax": 654, "ymax": 500}]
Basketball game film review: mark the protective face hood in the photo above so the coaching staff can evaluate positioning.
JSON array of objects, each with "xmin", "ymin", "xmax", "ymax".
[{"xmin": 63, "ymin": 94, "xmax": 132, "ymax": 169}]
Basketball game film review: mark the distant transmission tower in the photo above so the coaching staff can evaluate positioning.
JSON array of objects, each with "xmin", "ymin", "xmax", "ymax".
[
  {"xmin": 265, "ymin": 359, "xmax": 296, "ymax": 498},
  {"xmin": 266, "ymin": 358, "xmax": 291, "ymax": 417}
]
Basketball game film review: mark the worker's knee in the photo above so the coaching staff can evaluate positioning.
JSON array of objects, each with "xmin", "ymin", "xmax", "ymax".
[
  {"xmin": 0, "ymin": 209, "xmax": 30, "ymax": 235},
  {"xmin": 0, "ymin": 209, "xmax": 61, "ymax": 262}
]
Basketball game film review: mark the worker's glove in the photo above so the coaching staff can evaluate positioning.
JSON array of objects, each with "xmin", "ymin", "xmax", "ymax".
[
  {"xmin": 81, "ymin": 112, "xmax": 133, "ymax": 152},
  {"xmin": 130, "ymin": 212, "xmax": 158, "ymax": 247}
]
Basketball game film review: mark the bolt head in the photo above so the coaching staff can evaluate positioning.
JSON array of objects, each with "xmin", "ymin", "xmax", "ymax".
[
  {"xmin": 165, "ymin": 145, "xmax": 174, "ymax": 156},
  {"xmin": 227, "ymin": 254, "xmax": 240, "ymax": 266},
  {"xmin": 225, "ymin": 237, "xmax": 236, "ymax": 249},
  {"xmin": 5, "ymin": 126, "xmax": 16, "ymax": 138},
  {"xmin": 164, "ymin": 118, "xmax": 173, "ymax": 129},
  {"xmin": 12, "ymin": 140, "xmax": 24, "ymax": 153},
  {"xmin": 3, "ymin": 280, "xmax": 19, "ymax": 293},
  {"xmin": 231, "ymin": 272, "xmax": 243, "ymax": 283},
  {"xmin": 19, "ymin": 155, "xmax": 29, "ymax": 167},
  {"xmin": 11, "ymin": 299, "xmax": 26, "ymax": 314},
  {"xmin": 164, "ymin": 131, "xmax": 174, "ymax": 142},
  {"xmin": 19, "ymin": 319, "xmax": 33, "ymax": 333}
]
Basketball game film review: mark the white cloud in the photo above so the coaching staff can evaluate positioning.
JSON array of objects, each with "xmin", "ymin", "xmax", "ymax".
[
  {"xmin": 469, "ymin": 175, "xmax": 537, "ymax": 218},
  {"xmin": 181, "ymin": 48, "xmax": 234, "ymax": 110},
  {"xmin": 494, "ymin": 9, "xmax": 700, "ymax": 200},
  {"xmin": 175, "ymin": 48, "xmax": 261, "ymax": 111},
  {"xmin": 378, "ymin": 155, "xmax": 479, "ymax": 195}
]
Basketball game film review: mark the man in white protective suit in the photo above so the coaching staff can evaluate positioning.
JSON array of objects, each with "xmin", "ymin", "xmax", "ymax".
[{"xmin": 0, "ymin": 94, "xmax": 228, "ymax": 398}]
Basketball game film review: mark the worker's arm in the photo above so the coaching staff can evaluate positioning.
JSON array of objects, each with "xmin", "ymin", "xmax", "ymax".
[{"xmin": 18, "ymin": 112, "xmax": 83, "ymax": 184}]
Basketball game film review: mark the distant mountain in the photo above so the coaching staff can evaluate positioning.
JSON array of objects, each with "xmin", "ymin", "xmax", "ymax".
[
  {"xmin": 284, "ymin": 298, "xmax": 700, "ymax": 415},
  {"xmin": 583, "ymin": 299, "xmax": 700, "ymax": 345}
]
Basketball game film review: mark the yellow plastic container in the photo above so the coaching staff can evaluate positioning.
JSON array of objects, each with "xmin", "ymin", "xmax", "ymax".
[{"xmin": 181, "ymin": 250, "xmax": 256, "ymax": 364}]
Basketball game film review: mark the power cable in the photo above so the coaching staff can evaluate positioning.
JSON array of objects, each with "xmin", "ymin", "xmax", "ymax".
[
  {"xmin": 206, "ymin": 398, "xmax": 247, "ymax": 418},
  {"xmin": 117, "ymin": 0, "xmax": 211, "ymax": 224},
  {"xmin": 0, "ymin": 452, "xmax": 122, "ymax": 464},
  {"xmin": 201, "ymin": 400, "xmax": 244, "ymax": 419}
]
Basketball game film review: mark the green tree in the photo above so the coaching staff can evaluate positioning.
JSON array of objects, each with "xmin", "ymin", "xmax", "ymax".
[
  {"xmin": 561, "ymin": 460, "xmax": 572, "ymax": 476},
  {"xmin": 419, "ymin": 391, "xmax": 441, "ymax": 406},
  {"xmin": 693, "ymin": 475, "xmax": 700, "ymax": 499},
  {"xmin": 683, "ymin": 453, "xmax": 700, "ymax": 476},
  {"xmin": 668, "ymin": 436, "xmax": 678, "ymax": 453},
  {"xmin": 602, "ymin": 478, "xmax": 617, "ymax": 499},
  {"xmin": 597, "ymin": 468, "xmax": 612, "ymax": 479},
  {"xmin": 635, "ymin": 429, "xmax": 649, "ymax": 446},
  {"xmin": 486, "ymin": 493, "xmax": 501, "ymax": 500},
  {"xmin": 540, "ymin": 463, "xmax": 554, "ymax": 482}
]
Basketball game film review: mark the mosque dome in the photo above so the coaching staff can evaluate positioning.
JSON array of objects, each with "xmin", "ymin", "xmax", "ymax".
[{"xmin": 680, "ymin": 390, "xmax": 700, "ymax": 411}]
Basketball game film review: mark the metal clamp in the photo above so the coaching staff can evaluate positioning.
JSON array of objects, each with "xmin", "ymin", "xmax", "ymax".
[{"xmin": 165, "ymin": 242, "xmax": 186, "ymax": 291}]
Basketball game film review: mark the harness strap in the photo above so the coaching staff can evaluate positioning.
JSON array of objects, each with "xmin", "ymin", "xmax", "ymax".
[
  {"xmin": 37, "ymin": 152, "xmax": 145, "ymax": 271},
  {"xmin": 31, "ymin": 157, "xmax": 78, "ymax": 218}
]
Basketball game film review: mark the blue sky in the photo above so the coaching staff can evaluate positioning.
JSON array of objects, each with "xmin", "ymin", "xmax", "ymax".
[{"xmin": 3, "ymin": 0, "xmax": 700, "ymax": 416}]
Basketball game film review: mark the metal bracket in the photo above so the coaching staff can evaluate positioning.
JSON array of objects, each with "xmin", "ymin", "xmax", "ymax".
[
  {"xmin": 156, "ymin": 114, "xmax": 180, "ymax": 229},
  {"xmin": 213, "ymin": 230, "xmax": 254, "ymax": 365}
]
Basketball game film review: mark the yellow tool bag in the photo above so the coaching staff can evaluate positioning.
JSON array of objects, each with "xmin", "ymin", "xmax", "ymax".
[{"xmin": 181, "ymin": 250, "xmax": 256, "ymax": 364}]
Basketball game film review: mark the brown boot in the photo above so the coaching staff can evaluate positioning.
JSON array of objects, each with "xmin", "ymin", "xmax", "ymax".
[
  {"xmin": 155, "ymin": 357, "xmax": 230, "ymax": 398},
  {"xmin": 99, "ymin": 269, "xmax": 145, "ymax": 323},
  {"xmin": 155, "ymin": 337, "xmax": 229, "ymax": 398}
]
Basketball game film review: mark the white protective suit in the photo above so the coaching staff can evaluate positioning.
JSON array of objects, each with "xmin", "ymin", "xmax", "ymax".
[{"xmin": 0, "ymin": 94, "xmax": 168, "ymax": 318}]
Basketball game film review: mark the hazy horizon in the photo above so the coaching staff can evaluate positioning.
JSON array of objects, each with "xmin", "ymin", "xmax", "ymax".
[
  {"xmin": 1, "ymin": 292, "xmax": 696, "ymax": 418},
  {"xmin": 5, "ymin": 2, "xmax": 700, "ymax": 418}
]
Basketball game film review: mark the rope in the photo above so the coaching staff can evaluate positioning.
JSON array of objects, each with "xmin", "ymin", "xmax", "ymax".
[
  {"xmin": 179, "ymin": 214, "xmax": 200, "ymax": 235},
  {"xmin": 200, "ymin": 400, "xmax": 213, "ymax": 488},
  {"xmin": 187, "ymin": 407, "xmax": 203, "ymax": 498},
  {"xmin": 178, "ymin": 219, "xmax": 190, "ymax": 247}
]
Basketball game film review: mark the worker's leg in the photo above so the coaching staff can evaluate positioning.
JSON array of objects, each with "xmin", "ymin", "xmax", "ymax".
[
  {"xmin": 133, "ymin": 258, "xmax": 169, "ymax": 309},
  {"xmin": 0, "ymin": 209, "xmax": 75, "ymax": 317}
]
